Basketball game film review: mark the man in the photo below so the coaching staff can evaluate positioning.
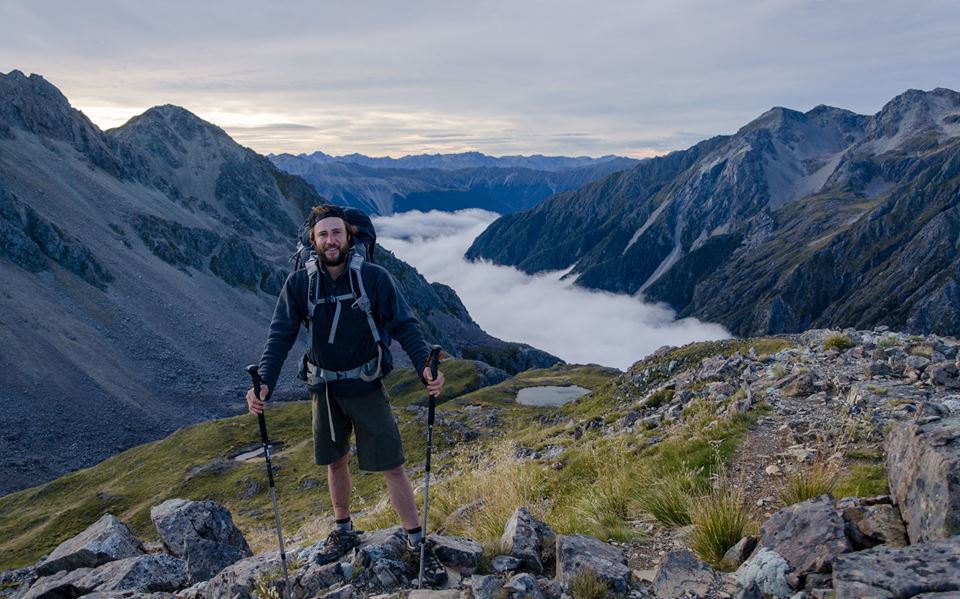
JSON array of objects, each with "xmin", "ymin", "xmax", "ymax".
[{"xmin": 245, "ymin": 204, "xmax": 448, "ymax": 585}]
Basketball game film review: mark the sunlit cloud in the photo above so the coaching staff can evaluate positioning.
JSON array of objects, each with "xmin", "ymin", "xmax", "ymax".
[{"xmin": 375, "ymin": 210, "xmax": 730, "ymax": 370}]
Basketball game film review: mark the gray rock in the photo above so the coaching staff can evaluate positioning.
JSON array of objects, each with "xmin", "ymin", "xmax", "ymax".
[
  {"xmin": 840, "ymin": 503, "xmax": 908, "ymax": 549},
  {"xmin": 22, "ymin": 555, "xmax": 187, "ymax": 599},
  {"xmin": 886, "ymin": 417, "xmax": 960, "ymax": 542},
  {"xmin": 408, "ymin": 591, "xmax": 461, "ymax": 599},
  {"xmin": 322, "ymin": 583, "xmax": 356, "ymax": 599},
  {"xmin": 554, "ymin": 534, "xmax": 630, "ymax": 594},
  {"xmin": 429, "ymin": 534, "xmax": 482, "ymax": 575},
  {"xmin": 720, "ymin": 536, "xmax": 758, "ymax": 571},
  {"xmin": 203, "ymin": 551, "xmax": 284, "ymax": 599},
  {"xmin": 832, "ymin": 535, "xmax": 960, "ymax": 596},
  {"xmin": 501, "ymin": 508, "xmax": 555, "ymax": 574},
  {"xmin": 537, "ymin": 576, "xmax": 562, "ymax": 599},
  {"xmin": 929, "ymin": 362, "xmax": 960, "ymax": 387},
  {"xmin": 491, "ymin": 555, "xmax": 522, "ymax": 573},
  {"xmin": 734, "ymin": 549, "xmax": 792, "ymax": 599},
  {"xmin": 292, "ymin": 562, "xmax": 348, "ymax": 599},
  {"xmin": 353, "ymin": 527, "xmax": 408, "ymax": 567},
  {"xmin": 150, "ymin": 499, "xmax": 251, "ymax": 561},
  {"xmin": 36, "ymin": 514, "xmax": 144, "ymax": 576},
  {"xmin": 471, "ymin": 574, "xmax": 504, "ymax": 599},
  {"xmin": 905, "ymin": 355, "xmax": 931, "ymax": 371},
  {"xmin": 369, "ymin": 558, "xmax": 408, "ymax": 591},
  {"xmin": 758, "ymin": 495, "xmax": 851, "ymax": 582},
  {"xmin": 504, "ymin": 573, "xmax": 543, "ymax": 599},
  {"xmin": 183, "ymin": 537, "xmax": 250, "ymax": 584},
  {"xmin": 651, "ymin": 549, "xmax": 721, "ymax": 599}
]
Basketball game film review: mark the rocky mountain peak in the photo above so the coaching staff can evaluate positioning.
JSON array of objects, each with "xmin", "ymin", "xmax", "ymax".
[
  {"xmin": 865, "ymin": 87, "xmax": 960, "ymax": 144},
  {"xmin": 111, "ymin": 104, "xmax": 233, "ymax": 150},
  {"xmin": 0, "ymin": 69, "xmax": 100, "ymax": 142}
]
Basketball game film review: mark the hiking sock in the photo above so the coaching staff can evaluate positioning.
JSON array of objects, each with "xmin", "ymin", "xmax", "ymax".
[
  {"xmin": 336, "ymin": 517, "xmax": 353, "ymax": 532},
  {"xmin": 406, "ymin": 526, "xmax": 423, "ymax": 545}
]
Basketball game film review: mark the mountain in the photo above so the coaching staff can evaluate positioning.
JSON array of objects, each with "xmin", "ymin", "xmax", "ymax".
[
  {"xmin": 275, "ymin": 149, "xmax": 632, "ymax": 171},
  {"xmin": 268, "ymin": 152, "xmax": 638, "ymax": 215},
  {"xmin": 0, "ymin": 70, "xmax": 558, "ymax": 496},
  {"xmin": 467, "ymin": 88, "xmax": 960, "ymax": 337}
]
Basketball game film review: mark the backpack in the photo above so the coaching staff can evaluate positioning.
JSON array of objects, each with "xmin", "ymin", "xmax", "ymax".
[{"xmin": 292, "ymin": 207, "xmax": 389, "ymax": 383}]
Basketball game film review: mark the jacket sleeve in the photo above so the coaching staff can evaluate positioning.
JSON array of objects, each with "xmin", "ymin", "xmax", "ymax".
[
  {"xmin": 372, "ymin": 267, "xmax": 431, "ymax": 376},
  {"xmin": 258, "ymin": 272, "xmax": 305, "ymax": 393}
]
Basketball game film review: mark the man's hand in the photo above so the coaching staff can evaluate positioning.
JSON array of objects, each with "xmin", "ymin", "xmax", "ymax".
[
  {"xmin": 246, "ymin": 384, "xmax": 270, "ymax": 415},
  {"xmin": 422, "ymin": 367, "xmax": 445, "ymax": 397}
]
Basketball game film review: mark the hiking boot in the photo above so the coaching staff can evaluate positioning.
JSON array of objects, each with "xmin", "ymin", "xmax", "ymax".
[
  {"xmin": 411, "ymin": 538, "xmax": 448, "ymax": 587},
  {"xmin": 313, "ymin": 528, "xmax": 362, "ymax": 565}
]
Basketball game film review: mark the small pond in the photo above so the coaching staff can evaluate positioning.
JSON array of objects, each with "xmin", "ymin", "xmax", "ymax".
[{"xmin": 515, "ymin": 385, "xmax": 590, "ymax": 407}]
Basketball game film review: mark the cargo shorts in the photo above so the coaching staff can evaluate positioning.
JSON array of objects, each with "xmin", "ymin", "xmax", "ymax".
[{"xmin": 310, "ymin": 384, "xmax": 405, "ymax": 472}]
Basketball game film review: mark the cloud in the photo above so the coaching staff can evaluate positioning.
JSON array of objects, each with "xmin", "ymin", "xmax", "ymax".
[
  {"xmin": 3, "ymin": 0, "xmax": 959, "ymax": 157},
  {"xmin": 374, "ymin": 210, "xmax": 730, "ymax": 370}
]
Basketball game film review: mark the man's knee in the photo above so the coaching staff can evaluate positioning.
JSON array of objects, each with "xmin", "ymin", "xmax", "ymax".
[
  {"xmin": 328, "ymin": 454, "xmax": 350, "ymax": 472},
  {"xmin": 381, "ymin": 464, "xmax": 407, "ymax": 481}
]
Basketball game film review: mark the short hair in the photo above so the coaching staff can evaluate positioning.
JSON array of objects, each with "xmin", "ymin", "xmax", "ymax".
[{"xmin": 307, "ymin": 204, "xmax": 356, "ymax": 246}]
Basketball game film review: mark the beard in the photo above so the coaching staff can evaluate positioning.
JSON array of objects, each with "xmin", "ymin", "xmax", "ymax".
[{"xmin": 317, "ymin": 240, "xmax": 349, "ymax": 267}]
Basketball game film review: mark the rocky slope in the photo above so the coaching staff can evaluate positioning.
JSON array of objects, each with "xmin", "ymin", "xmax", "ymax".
[
  {"xmin": 0, "ymin": 70, "xmax": 557, "ymax": 496},
  {"xmin": 269, "ymin": 153, "xmax": 637, "ymax": 216},
  {"xmin": 467, "ymin": 88, "xmax": 960, "ymax": 338},
  {"xmin": 4, "ymin": 327, "xmax": 960, "ymax": 598}
]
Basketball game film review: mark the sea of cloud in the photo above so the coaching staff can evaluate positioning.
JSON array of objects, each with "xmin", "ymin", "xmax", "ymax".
[{"xmin": 374, "ymin": 209, "xmax": 730, "ymax": 371}]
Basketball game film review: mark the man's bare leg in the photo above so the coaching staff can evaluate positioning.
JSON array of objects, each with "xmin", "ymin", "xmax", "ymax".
[
  {"xmin": 327, "ymin": 453, "xmax": 352, "ymax": 520},
  {"xmin": 383, "ymin": 465, "xmax": 420, "ymax": 529}
]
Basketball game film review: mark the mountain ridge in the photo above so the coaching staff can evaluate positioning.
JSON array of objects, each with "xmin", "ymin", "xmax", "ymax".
[{"xmin": 467, "ymin": 87, "xmax": 960, "ymax": 337}]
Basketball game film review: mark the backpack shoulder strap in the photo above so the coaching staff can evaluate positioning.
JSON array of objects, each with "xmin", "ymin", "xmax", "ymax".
[
  {"xmin": 348, "ymin": 252, "xmax": 382, "ymax": 345},
  {"xmin": 304, "ymin": 256, "xmax": 319, "ymax": 330}
]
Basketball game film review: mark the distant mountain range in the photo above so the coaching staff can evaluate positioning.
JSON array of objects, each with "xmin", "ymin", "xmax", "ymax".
[
  {"xmin": 268, "ymin": 151, "xmax": 638, "ymax": 215},
  {"xmin": 468, "ymin": 88, "xmax": 960, "ymax": 337},
  {"xmin": 0, "ymin": 70, "xmax": 558, "ymax": 495}
]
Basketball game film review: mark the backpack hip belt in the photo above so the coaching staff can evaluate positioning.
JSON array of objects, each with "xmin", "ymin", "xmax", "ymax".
[{"xmin": 302, "ymin": 348, "xmax": 383, "ymax": 386}]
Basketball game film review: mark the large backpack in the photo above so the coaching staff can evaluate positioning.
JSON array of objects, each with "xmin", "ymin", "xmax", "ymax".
[{"xmin": 292, "ymin": 207, "xmax": 389, "ymax": 384}]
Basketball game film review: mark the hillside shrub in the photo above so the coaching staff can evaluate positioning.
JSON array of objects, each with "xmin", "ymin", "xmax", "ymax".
[{"xmin": 823, "ymin": 334, "xmax": 854, "ymax": 352}]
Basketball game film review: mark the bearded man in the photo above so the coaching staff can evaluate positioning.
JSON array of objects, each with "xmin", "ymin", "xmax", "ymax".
[{"xmin": 245, "ymin": 204, "xmax": 448, "ymax": 585}]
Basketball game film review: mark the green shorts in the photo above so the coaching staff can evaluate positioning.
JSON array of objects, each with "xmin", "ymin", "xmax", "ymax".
[{"xmin": 311, "ymin": 385, "xmax": 405, "ymax": 472}]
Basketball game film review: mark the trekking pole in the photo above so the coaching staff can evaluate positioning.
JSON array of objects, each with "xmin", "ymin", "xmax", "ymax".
[
  {"xmin": 245, "ymin": 365, "xmax": 292, "ymax": 599},
  {"xmin": 418, "ymin": 345, "xmax": 443, "ymax": 589}
]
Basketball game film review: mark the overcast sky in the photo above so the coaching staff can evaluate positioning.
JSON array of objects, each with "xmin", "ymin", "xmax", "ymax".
[
  {"xmin": 375, "ymin": 210, "xmax": 729, "ymax": 369},
  {"xmin": 2, "ymin": 0, "xmax": 958, "ymax": 157}
]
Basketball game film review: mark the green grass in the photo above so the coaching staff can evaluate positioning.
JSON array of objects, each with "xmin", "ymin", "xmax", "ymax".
[
  {"xmin": 823, "ymin": 334, "xmax": 855, "ymax": 352},
  {"xmin": 569, "ymin": 569, "xmax": 609, "ymax": 599},
  {"xmin": 835, "ymin": 464, "xmax": 887, "ymax": 497},
  {"xmin": 690, "ymin": 482, "xmax": 754, "ymax": 569},
  {"xmin": 779, "ymin": 461, "xmax": 839, "ymax": 506}
]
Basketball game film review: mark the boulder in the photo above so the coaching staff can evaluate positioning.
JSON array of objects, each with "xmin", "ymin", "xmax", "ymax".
[
  {"xmin": 150, "ymin": 500, "xmax": 251, "ymax": 569},
  {"xmin": 840, "ymin": 503, "xmax": 908, "ymax": 549},
  {"xmin": 929, "ymin": 362, "xmax": 960, "ymax": 387},
  {"xmin": 504, "ymin": 573, "xmax": 543, "ymax": 599},
  {"xmin": 471, "ymin": 574, "xmax": 504, "ymax": 599},
  {"xmin": 651, "ymin": 549, "xmax": 721, "ymax": 598},
  {"xmin": 501, "ymin": 508, "xmax": 555, "ymax": 574},
  {"xmin": 321, "ymin": 584, "xmax": 356, "ymax": 599},
  {"xmin": 408, "ymin": 591, "xmax": 461, "ymax": 599},
  {"xmin": 292, "ymin": 562, "xmax": 349, "ymax": 599},
  {"xmin": 554, "ymin": 534, "xmax": 630, "ymax": 594},
  {"xmin": 203, "ymin": 551, "xmax": 284, "ymax": 599},
  {"xmin": 832, "ymin": 535, "xmax": 960, "ymax": 596},
  {"xmin": 428, "ymin": 534, "xmax": 482, "ymax": 575},
  {"xmin": 352, "ymin": 527, "xmax": 407, "ymax": 567},
  {"xmin": 36, "ymin": 514, "xmax": 144, "ymax": 575},
  {"xmin": 21, "ymin": 555, "xmax": 186, "ymax": 599},
  {"xmin": 719, "ymin": 536, "xmax": 758, "ymax": 571},
  {"xmin": 367, "ymin": 559, "xmax": 408, "ymax": 591},
  {"xmin": 183, "ymin": 537, "xmax": 250, "ymax": 584},
  {"xmin": 733, "ymin": 549, "xmax": 792, "ymax": 599},
  {"xmin": 886, "ymin": 417, "xmax": 960, "ymax": 542},
  {"xmin": 758, "ymin": 495, "xmax": 851, "ymax": 583},
  {"xmin": 491, "ymin": 555, "xmax": 522, "ymax": 573}
]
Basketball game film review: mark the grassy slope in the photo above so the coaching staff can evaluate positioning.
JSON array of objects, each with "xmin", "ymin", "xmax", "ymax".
[{"xmin": 0, "ymin": 360, "xmax": 616, "ymax": 569}]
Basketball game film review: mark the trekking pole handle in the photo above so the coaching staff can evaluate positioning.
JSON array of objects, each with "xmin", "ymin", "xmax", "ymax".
[{"xmin": 245, "ymin": 365, "xmax": 272, "ymax": 454}]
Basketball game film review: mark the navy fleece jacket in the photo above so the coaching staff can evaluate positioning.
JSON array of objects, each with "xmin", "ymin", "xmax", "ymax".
[{"xmin": 257, "ymin": 254, "xmax": 430, "ymax": 395}]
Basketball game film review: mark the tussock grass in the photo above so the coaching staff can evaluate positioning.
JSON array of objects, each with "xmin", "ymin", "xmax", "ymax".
[
  {"xmin": 689, "ymin": 479, "xmax": 754, "ymax": 568},
  {"xmin": 636, "ymin": 469, "xmax": 701, "ymax": 527},
  {"xmin": 823, "ymin": 334, "xmax": 855, "ymax": 352},
  {"xmin": 779, "ymin": 460, "xmax": 839, "ymax": 506},
  {"xmin": 569, "ymin": 569, "xmax": 609, "ymax": 599}
]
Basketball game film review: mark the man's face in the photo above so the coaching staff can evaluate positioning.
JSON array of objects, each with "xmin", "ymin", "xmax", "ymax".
[{"xmin": 312, "ymin": 216, "xmax": 350, "ymax": 267}]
